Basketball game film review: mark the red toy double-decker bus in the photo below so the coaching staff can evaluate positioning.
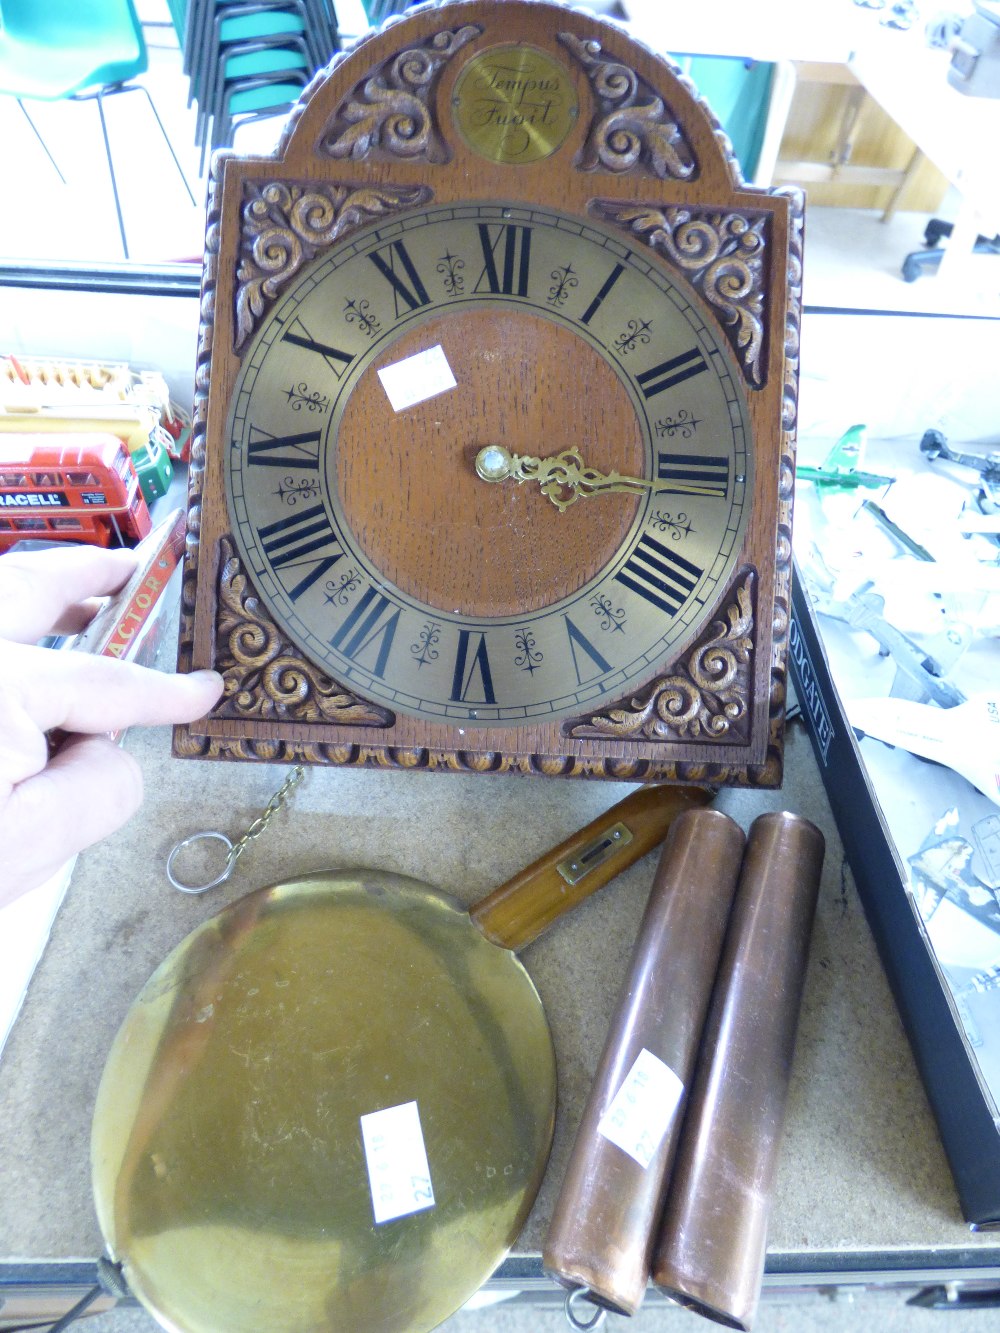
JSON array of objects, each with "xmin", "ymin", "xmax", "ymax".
[{"xmin": 0, "ymin": 433, "xmax": 152, "ymax": 551}]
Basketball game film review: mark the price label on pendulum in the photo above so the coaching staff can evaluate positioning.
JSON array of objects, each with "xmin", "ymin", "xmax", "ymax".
[{"xmin": 597, "ymin": 1048, "xmax": 684, "ymax": 1170}]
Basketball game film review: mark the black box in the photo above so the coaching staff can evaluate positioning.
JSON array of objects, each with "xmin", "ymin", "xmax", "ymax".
[{"xmin": 790, "ymin": 560, "xmax": 1000, "ymax": 1229}]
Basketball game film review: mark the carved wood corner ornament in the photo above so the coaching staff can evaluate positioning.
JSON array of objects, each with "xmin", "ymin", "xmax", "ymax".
[
  {"xmin": 591, "ymin": 201, "xmax": 769, "ymax": 387},
  {"xmin": 569, "ymin": 571, "xmax": 755, "ymax": 744},
  {"xmin": 212, "ymin": 537, "xmax": 393, "ymax": 728},
  {"xmin": 234, "ymin": 181, "xmax": 433, "ymax": 351},
  {"xmin": 319, "ymin": 23, "xmax": 483, "ymax": 162},
  {"xmin": 557, "ymin": 30, "xmax": 698, "ymax": 180}
]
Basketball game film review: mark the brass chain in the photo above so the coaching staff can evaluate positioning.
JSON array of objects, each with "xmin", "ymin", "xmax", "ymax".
[
  {"xmin": 227, "ymin": 764, "xmax": 306, "ymax": 869},
  {"xmin": 166, "ymin": 765, "xmax": 308, "ymax": 894}
]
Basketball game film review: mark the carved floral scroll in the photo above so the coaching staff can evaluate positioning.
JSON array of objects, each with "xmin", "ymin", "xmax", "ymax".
[
  {"xmin": 213, "ymin": 537, "xmax": 392, "ymax": 728},
  {"xmin": 319, "ymin": 24, "xmax": 482, "ymax": 162},
  {"xmin": 234, "ymin": 180, "xmax": 431, "ymax": 351},
  {"xmin": 570, "ymin": 573, "xmax": 755, "ymax": 744},
  {"xmin": 558, "ymin": 30, "xmax": 698, "ymax": 180},
  {"xmin": 592, "ymin": 200, "xmax": 768, "ymax": 387}
]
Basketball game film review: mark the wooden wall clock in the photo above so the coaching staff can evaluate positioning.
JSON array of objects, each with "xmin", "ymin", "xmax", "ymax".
[{"xmin": 174, "ymin": 0, "xmax": 804, "ymax": 787}]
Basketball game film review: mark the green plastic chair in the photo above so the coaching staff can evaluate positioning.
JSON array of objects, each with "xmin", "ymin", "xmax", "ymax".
[{"xmin": 0, "ymin": 0, "xmax": 196, "ymax": 258}]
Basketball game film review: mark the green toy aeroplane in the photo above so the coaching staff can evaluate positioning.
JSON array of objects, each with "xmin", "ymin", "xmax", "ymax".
[{"xmin": 796, "ymin": 424, "xmax": 895, "ymax": 492}]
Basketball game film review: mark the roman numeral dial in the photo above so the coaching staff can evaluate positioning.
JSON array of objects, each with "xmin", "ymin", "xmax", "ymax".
[
  {"xmin": 225, "ymin": 201, "xmax": 752, "ymax": 725},
  {"xmin": 369, "ymin": 240, "xmax": 432, "ymax": 317},
  {"xmin": 636, "ymin": 347, "xmax": 708, "ymax": 399},
  {"xmin": 475, "ymin": 222, "xmax": 533, "ymax": 296}
]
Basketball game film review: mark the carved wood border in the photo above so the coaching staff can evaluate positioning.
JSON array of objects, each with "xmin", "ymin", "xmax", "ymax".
[
  {"xmin": 590, "ymin": 200, "xmax": 769, "ymax": 388},
  {"xmin": 318, "ymin": 22, "xmax": 483, "ymax": 163},
  {"xmin": 769, "ymin": 184, "xmax": 806, "ymax": 785},
  {"xmin": 234, "ymin": 181, "xmax": 433, "ymax": 352},
  {"xmin": 170, "ymin": 729, "xmax": 783, "ymax": 788}
]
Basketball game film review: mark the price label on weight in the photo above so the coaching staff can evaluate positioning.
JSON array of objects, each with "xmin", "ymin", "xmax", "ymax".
[
  {"xmin": 360, "ymin": 1100, "xmax": 436, "ymax": 1225},
  {"xmin": 596, "ymin": 1048, "xmax": 684, "ymax": 1170}
]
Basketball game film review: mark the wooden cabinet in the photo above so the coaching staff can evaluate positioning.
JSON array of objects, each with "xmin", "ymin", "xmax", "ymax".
[{"xmin": 773, "ymin": 62, "xmax": 949, "ymax": 217}]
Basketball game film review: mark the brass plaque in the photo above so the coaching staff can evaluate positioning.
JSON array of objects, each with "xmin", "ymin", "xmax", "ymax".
[{"xmin": 452, "ymin": 44, "xmax": 577, "ymax": 164}]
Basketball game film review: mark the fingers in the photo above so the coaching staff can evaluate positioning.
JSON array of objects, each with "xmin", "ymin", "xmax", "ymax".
[
  {"xmin": 0, "ymin": 546, "xmax": 138, "ymax": 644},
  {"xmin": 1, "ymin": 641, "xmax": 224, "ymax": 737},
  {"xmin": 0, "ymin": 687, "xmax": 49, "ymax": 788},
  {"xmin": 0, "ymin": 735, "xmax": 144, "ymax": 909},
  {"xmin": 0, "ymin": 548, "xmax": 225, "ymax": 905},
  {"xmin": 46, "ymin": 596, "xmax": 113, "ymax": 639}
]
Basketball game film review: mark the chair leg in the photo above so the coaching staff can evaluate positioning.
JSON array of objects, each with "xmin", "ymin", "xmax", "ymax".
[
  {"xmin": 95, "ymin": 90, "xmax": 130, "ymax": 260},
  {"xmin": 17, "ymin": 101, "xmax": 66, "ymax": 184},
  {"xmin": 134, "ymin": 83, "xmax": 198, "ymax": 206},
  {"xmin": 83, "ymin": 80, "xmax": 199, "ymax": 259}
]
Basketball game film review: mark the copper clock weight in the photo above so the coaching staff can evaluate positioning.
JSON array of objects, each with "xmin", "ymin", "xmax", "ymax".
[{"xmin": 174, "ymin": 0, "xmax": 804, "ymax": 786}]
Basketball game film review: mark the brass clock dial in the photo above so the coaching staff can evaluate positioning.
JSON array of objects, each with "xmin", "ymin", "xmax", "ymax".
[{"xmin": 226, "ymin": 203, "xmax": 752, "ymax": 726}]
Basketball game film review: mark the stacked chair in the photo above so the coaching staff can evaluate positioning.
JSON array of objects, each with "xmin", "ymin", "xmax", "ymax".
[
  {"xmin": 361, "ymin": 0, "xmax": 415, "ymax": 19},
  {"xmin": 0, "ymin": 0, "xmax": 196, "ymax": 259},
  {"xmin": 182, "ymin": 0, "xmax": 340, "ymax": 167}
]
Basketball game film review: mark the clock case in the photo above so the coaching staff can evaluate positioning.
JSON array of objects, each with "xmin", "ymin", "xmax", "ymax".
[{"xmin": 174, "ymin": 0, "xmax": 804, "ymax": 786}]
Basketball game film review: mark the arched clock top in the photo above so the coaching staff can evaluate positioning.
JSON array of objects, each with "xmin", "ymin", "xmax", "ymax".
[{"xmin": 271, "ymin": 0, "xmax": 744, "ymax": 192}]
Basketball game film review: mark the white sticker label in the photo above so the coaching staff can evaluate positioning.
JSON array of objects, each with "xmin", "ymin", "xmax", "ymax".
[
  {"xmin": 596, "ymin": 1048, "xmax": 684, "ymax": 1170},
  {"xmin": 360, "ymin": 1100, "xmax": 435, "ymax": 1225},
  {"xmin": 377, "ymin": 345, "xmax": 457, "ymax": 412}
]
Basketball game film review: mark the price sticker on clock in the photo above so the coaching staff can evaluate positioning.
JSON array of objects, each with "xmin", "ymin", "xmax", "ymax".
[
  {"xmin": 360, "ymin": 1100, "xmax": 436, "ymax": 1225},
  {"xmin": 597, "ymin": 1047, "xmax": 684, "ymax": 1170},
  {"xmin": 377, "ymin": 344, "xmax": 457, "ymax": 412}
]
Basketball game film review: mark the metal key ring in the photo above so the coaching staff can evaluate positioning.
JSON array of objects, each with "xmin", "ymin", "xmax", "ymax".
[{"xmin": 166, "ymin": 831, "xmax": 236, "ymax": 894}]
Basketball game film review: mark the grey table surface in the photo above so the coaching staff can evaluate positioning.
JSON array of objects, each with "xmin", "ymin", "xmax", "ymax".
[{"xmin": 0, "ymin": 710, "xmax": 995, "ymax": 1273}]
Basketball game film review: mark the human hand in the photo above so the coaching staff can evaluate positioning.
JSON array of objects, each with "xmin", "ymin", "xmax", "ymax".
[{"xmin": 0, "ymin": 546, "xmax": 224, "ymax": 908}]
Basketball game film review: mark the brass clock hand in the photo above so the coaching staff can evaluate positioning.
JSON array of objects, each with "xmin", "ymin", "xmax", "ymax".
[{"xmin": 475, "ymin": 445, "xmax": 721, "ymax": 511}]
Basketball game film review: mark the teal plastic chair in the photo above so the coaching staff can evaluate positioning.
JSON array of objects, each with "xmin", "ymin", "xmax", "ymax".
[
  {"xmin": 671, "ymin": 55, "xmax": 776, "ymax": 183},
  {"xmin": 184, "ymin": 0, "xmax": 334, "ymax": 88},
  {"xmin": 182, "ymin": 0, "xmax": 335, "ymax": 164},
  {"xmin": 0, "ymin": 0, "xmax": 196, "ymax": 258},
  {"xmin": 362, "ymin": 0, "xmax": 412, "ymax": 19},
  {"xmin": 214, "ymin": 71, "xmax": 311, "ymax": 158},
  {"xmin": 197, "ymin": 39, "xmax": 311, "ymax": 168},
  {"xmin": 186, "ymin": 0, "xmax": 319, "ymax": 86}
]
